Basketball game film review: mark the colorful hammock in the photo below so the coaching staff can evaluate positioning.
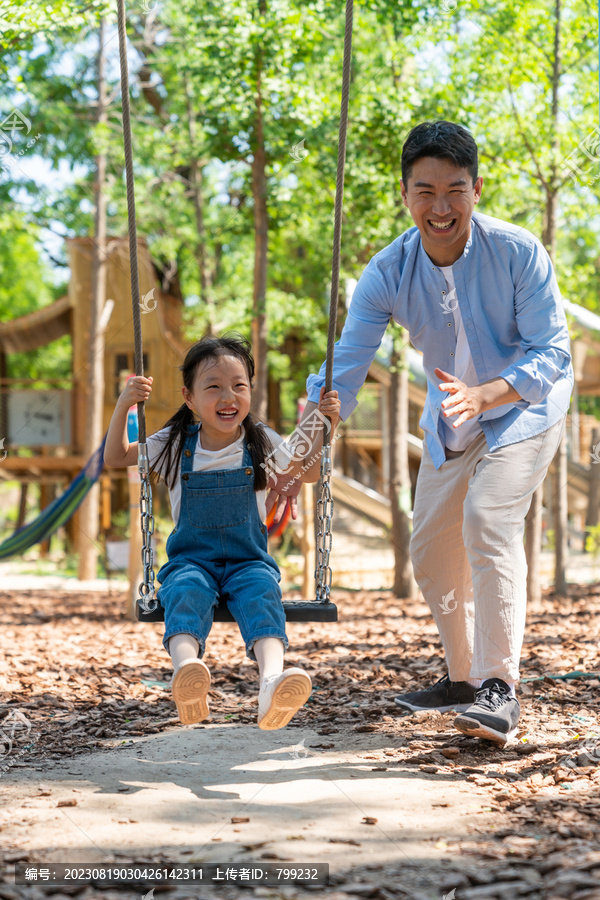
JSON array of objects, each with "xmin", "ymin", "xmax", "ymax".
[{"xmin": 0, "ymin": 437, "xmax": 106, "ymax": 560}]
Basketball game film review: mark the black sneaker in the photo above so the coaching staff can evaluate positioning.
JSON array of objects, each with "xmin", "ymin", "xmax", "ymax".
[
  {"xmin": 394, "ymin": 674, "xmax": 477, "ymax": 713},
  {"xmin": 454, "ymin": 678, "xmax": 520, "ymax": 745}
]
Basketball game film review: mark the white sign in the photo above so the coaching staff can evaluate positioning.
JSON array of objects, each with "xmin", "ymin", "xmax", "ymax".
[{"xmin": 7, "ymin": 391, "xmax": 71, "ymax": 446}]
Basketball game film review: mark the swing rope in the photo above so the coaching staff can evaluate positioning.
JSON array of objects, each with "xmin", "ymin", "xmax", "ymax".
[
  {"xmin": 116, "ymin": 0, "xmax": 157, "ymax": 613},
  {"xmin": 315, "ymin": 0, "xmax": 354, "ymax": 604},
  {"xmin": 115, "ymin": 0, "xmax": 354, "ymax": 613}
]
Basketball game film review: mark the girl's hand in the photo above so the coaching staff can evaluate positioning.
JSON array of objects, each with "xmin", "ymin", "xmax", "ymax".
[
  {"xmin": 318, "ymin": 387, "xmax": 341, "ymax": 428},
  {"xmin": 121, "ymin": 375, "xmax": 153, "ymax": 406}
]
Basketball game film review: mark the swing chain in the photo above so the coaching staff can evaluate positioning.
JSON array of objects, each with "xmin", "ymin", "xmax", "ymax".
[
  {"xmin": 315, "ymin": 444, "xmax": 334, "ymax": 603},
  {"xmin": 138, "ymin": 443, "xmax": 158, "ymax": 612}
]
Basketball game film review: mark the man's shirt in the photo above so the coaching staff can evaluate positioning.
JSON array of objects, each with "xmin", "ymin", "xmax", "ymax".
[
  {"xmin": 438, "ymin": 264, "xmax": 483, "ymax": 451},
  {"xmin": 307, "ymin": 211, "xmax": 573, "ymax": 470}
]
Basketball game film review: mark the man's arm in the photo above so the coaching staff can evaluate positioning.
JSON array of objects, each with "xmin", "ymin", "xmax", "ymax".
[
  {"xmin": 305, "ymin": 257, "xmax": 397, "ymax": 419},
  {"xmin": 266, "ymin": 256, "xmax": 398, "ymax": 521},
  {"xmin": 495, "ymin": 242, "xmax": 572, "ymax": 405}
]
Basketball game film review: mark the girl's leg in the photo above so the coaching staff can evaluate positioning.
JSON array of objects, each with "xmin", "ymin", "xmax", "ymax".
[
  {"xmin": 169, "ymin": 633, "xmax": 211, "ymax": 725},
  {"xmin": 222, "ymin": 562, "xmax": 312, "ymax": 730},
  {"xmin": 169, "ymin": 633, "xmax": 201, "ymax": 669},
  {"xmin": 254, "ymin": 637, "xmax": 284, "ymax": 684},
  {"xmin": 254, "ymin": 638, "xmax": 312, "ymax": 731},
  {"xmin": 159, "ymin": 565, "xmax": 219, "ymax": 725}
]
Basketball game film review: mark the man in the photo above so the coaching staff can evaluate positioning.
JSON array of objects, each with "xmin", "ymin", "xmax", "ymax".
[{"xmin": 269, "ymin": 120, "xmax": 573, "ymax": 745}]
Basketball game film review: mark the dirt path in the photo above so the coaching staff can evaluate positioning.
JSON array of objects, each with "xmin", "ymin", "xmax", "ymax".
[{"xmin": 1, "ymin": 585, "xmax": 600, "ymax": 899}]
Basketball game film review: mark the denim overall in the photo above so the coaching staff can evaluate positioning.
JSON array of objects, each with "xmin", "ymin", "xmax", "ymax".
[{"xmin": 157, "ymin": 425, "xmax": 288, "ymax": 660}]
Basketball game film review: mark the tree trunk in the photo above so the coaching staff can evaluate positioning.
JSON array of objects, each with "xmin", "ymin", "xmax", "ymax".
[
  {"xmin": 77, "ymin": 21, "xmax": 107, "ymax": 581},
  {"xmin": 544, "ymin": 187, "xmax": 568, "ymax": 596},
  {"xmin": 545, "ymin": 0, "xmax": 568, "ymax": 596},
  {"xmin": 524, "ymin": 0, "xmax": 567, "ymax": 602},
  {"xmin": 250, "ymin": 3, "xmax": 268, "ymax": 422},
  {"xmin": 185, "ymin": 79, "xmax": 214, "ymax": 331},
  {"xmin": 389, "ymin": 324, "xmax": 416, "ymax": 598}
]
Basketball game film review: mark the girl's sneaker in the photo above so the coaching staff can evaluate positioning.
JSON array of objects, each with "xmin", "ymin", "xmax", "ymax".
[
  {"xmin": 172, "ymin": 658, "xmax": 211, "ymax": 724},
  {"xmin": 257, "ymin": 668, "xmax": 312, "ymax": 730}
]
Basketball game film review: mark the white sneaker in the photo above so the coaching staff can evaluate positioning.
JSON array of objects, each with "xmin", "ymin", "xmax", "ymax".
[
  {"xmin": 257, "ymin": 668, "xmax": 312, "ymax": 731},
  {"xmin": 171, "ymin": 658, "xmax": 211, "ymax": 725}
]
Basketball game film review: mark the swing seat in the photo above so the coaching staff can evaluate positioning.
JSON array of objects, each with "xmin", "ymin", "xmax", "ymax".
[{"xmin": 136, "ymin": 598, "xmax": 338, "ymax": 624}]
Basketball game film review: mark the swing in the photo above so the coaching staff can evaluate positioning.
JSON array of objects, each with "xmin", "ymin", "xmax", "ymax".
[{"xmin": 115, "ymin": 0, "xmax": 354, "ymax": 624}]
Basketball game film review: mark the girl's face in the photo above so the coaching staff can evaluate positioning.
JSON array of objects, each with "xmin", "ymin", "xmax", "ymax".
[{"xmin": 183, "ymin": 354, "xmax": 252, "ymax": 446}]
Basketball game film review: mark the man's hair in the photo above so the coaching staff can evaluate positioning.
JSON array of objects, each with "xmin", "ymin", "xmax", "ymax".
[{"xmin": 401, "ymin": 120, "xmax": 478, "ymax": 185}]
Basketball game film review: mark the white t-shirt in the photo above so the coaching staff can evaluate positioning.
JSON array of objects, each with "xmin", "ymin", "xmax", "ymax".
[
  {"xmin": 146, "ymin": 424, "xmax": 289, "ymax": 524},
  {"xmin": 439, "ymin": 265, "xmax": 483, "ymax": 452}
]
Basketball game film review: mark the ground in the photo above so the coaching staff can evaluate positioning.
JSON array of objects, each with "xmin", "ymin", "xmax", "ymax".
[{"xmin": 1, "ymin": 583, "xmax": 599, "ymax": 900}]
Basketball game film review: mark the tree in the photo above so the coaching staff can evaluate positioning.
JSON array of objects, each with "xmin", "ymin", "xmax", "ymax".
[{"xmin": 77, "ymin": 20, "xmax": 108, "ymax": 581}]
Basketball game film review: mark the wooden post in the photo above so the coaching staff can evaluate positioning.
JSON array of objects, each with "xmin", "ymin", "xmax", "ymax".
[
  {"xmin": 100, "ymin": 475, "xmax": 112, "ymax": 532},
  {"xmin": 301, "ymin": 482, "xmax": 316, "ymax": 600},
  {"xmin": 554, "ymin": 429, "xmax": 568, "ymax": 595},
  {"xmin": 586, "ymin": 426, "xmax": 600, "ymax": 537},
  {"xmin": 16, "ymin": 483, "xmax": 28, "ymax": 530},
  {"xmin": 526, "ymin": 487, "xmax": 543, "ymax": 610}
]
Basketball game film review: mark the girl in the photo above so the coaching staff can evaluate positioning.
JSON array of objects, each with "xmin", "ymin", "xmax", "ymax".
[{"xmin": 105, "ymin": 335, "xmax": 340, "ymax": 730}]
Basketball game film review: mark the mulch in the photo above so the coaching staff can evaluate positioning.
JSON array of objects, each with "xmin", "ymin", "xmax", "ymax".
[{"xmin": 1, "ymin": 582, "xmax": 599, "ymax": 899}]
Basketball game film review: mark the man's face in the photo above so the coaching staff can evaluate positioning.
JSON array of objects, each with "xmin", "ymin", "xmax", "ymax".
[{"xmin": 400, "ymin": 156, "xmax": 483, "ymax": 267}]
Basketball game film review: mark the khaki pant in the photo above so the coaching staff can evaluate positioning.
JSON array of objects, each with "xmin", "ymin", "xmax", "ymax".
[{"xmin": 410, "ymin": 416, "xmax": 566, "ymax": 683}]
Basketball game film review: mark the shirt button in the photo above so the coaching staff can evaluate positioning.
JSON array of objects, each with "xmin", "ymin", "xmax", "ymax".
[
  {"xmin": 245, "ymin": 467, "xmax": 253, "ymax": 476},
  {"xmin": 184, "ymin": 449, "xmax": 192, "ymax": 458},
  {"xmin": 450, "ymin": 352, "xmax": 454, "ymax": 357},
  {"xmin": 441, "ymin": 290, "xmax": 446, "ymax": 295},
  {"xmin": 182, "ymin": 473, "xmax": 189, "ymax": 481},
  {"xmin": 447, "ymin": 322, "xmax": 452, "ymax": 327}
]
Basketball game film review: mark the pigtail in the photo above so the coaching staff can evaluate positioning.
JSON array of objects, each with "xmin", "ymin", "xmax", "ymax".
[
  {"xmin": 151, "ymin": 403, "xmax": 196, "ymax": 490},
  {"xmin": 243, "ymin": 412, "xmax": 274, "ymax": 492}
]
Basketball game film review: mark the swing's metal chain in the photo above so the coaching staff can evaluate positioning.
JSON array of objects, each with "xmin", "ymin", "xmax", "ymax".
[
  {"xmin": 137, "ymin": 443, "xmax": 158, "ymax": 612},
  {"xmin": 315, "ymin": 443, "xmax": 334, "ymax": 603}
]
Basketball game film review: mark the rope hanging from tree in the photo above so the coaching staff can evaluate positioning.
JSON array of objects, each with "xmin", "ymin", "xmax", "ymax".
[
  {"xmin": 116, "ymin": 0, "xmax": 157, "ymax": 613},
  {"xmin": 115, "ymin": 0, "xmax": 354, "ymax": 616}
]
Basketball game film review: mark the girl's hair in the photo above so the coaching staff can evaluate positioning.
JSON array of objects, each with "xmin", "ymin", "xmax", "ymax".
[{"xmin": 151, "ymin": 334, "xmax": 273, "ymax": 491}]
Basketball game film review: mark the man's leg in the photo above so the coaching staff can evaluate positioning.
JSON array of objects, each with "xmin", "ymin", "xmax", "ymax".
[
  {"xmin": 394, "ymin": 435, "xmax": 487, "ymax": 712},
  {"xmin": 409, "ymin": 437, "xmax": 484, "ymax": 681},
  {"xmin": 454, "ymin": 416, "xmax": 566, "ymax": 744},
  {"xmin": 463, "ymin": 417, "xmax": 566, "ymax": 684}
]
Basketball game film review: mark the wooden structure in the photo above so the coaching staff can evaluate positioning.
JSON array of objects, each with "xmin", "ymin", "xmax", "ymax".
[{"xmin": 0, "ymin": 236, "xmax": 186, "ymax": 552}]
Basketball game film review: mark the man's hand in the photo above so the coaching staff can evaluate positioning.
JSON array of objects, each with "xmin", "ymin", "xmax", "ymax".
[
  {"xmin": 435, "ymin": 367, "xmax": 522, "ymax": 427},
  {"xmin": 435, "ymin": 367, "xmax": 485, "ymax": 428}
]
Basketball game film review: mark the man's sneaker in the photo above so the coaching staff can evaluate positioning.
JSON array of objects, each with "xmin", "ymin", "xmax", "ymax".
[
  {"xmin": 454, "ymin": 678, "xmax": 520, "ymax": 745},
  {"xmin": 394, "ymin": 674, "xmax": 476, "ymax": 713},
  {"xmin": 171, "ymin": 658, "xmax": 211, "ymax": 725},
  {"xmin": 258, "ymin": 668, "xmax": 312, "ymax": 730}
]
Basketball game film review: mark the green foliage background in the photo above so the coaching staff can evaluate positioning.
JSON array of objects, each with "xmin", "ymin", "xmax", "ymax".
[{"xmin": 0, "ymin": 0, "xmax": 598, "ymax": 420}]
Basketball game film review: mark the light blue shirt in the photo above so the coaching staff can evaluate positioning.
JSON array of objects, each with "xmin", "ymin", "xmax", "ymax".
[{"xmin": 307, "ymin": 211, "xmax": 573, "ymax": 470}]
